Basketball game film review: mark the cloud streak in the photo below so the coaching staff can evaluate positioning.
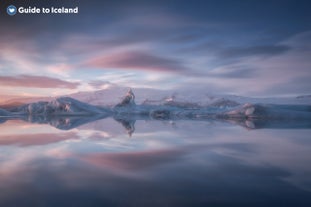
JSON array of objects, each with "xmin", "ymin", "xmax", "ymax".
[
  {"xmin": 87, "ymin": 51, "xmax": 188, "ymax": 73},
  {"xmin": 218, "ymin": 45, "xmax": 291, "ymax": 59},
  {"xmin": 0, "ymin": 75, "xmax": 80, "ymax": 89},
  {"xmin": 0, "ymin": 1, "xmax": 310, "ymax": 97}
]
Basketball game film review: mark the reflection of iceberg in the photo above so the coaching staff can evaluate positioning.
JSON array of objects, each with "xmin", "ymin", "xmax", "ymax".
[
  {"xmin": 22, "ymin": 114, "xmax": 110, "ymax": 131},
  {"xmin": 114, "ymin": 118, "xmax": 136, "ymax": 137},
  {"xmin": 1, "ymin": 90, "xmax": 311, "ymax": 133},
  {"xmin": 225, "ymin": 118, "xmax": 311, "ymax": 130},
  {"xmin": 0, "ymin": 108, "xmax": 11, "ymax": 116}
]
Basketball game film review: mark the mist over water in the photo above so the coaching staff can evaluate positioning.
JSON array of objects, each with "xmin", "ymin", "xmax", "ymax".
[{"xmin": 0, "ymin": 118, "xmax": 311, "ymax": 207}]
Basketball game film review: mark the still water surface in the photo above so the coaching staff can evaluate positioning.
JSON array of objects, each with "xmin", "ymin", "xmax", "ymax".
[{"xmin": 0, "ymin": 118, "xmax": 311, "ymax": 207}]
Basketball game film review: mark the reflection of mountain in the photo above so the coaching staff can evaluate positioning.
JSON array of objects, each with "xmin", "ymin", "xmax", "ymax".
[{"xmin": 1, "ymin": 90, "xmax": 311, "ymax": 134}]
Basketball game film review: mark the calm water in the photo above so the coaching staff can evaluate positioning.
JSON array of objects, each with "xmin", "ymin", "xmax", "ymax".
[{"xmin": 0, "ymin": 118, "xmax": 311, "ymax": 207}]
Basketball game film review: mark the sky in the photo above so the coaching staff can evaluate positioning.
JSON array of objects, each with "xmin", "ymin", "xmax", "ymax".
[{"xmin": 0, "ymin": 0, "xmax": 311, "ymax": 99}]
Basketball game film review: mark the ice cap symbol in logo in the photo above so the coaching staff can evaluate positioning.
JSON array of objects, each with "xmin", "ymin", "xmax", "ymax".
[{"xmin": 7, "ymin": 5, "xmax": 17, "ymax": 16}]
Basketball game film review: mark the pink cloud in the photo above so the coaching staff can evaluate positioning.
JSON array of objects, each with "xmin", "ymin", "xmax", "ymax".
[
  {"xmin": 86, "ymin": 51, "xmax": 187, "ymax": 72},
  {"xmin": 0, "ymin": 75, "xmax": 80, "ymax": 89}
]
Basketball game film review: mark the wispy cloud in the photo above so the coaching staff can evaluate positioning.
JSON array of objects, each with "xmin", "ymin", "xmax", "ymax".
[
  {"xmin": 86, "ymin": 51, "xmax": 188, "ymax": 72},
  {"xmin": 0, "ymin": 1, "xmax": 310, "ymax": 97},
  {"xmin": 194, "ymin": 31, "xmax": 311, "ymax": 96},
  {"xmin": 207, "ymin": 65, "xmax": 257, "ymax": 79},
  {"xmin": 218, "ymin": 45, "xmax": 291, "ymax": 58},
  {"xmin": 0, "ymin": 75, "xmax": 80, "ymax": 89},
  {"xmin": 88, "ymin": 80, "xmax": 113, "ymax": 89}
]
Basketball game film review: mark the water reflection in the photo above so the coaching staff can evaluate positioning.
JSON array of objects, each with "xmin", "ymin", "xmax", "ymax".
[
  {"xmin": 0, "ymin": 118, "xmax": 311, "ymax": 206},
  {"xmin": 1, "ymin": 114, "xmax": 311, "ymax": 136}
]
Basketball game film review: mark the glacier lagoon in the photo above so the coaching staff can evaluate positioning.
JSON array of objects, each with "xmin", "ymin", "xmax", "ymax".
[
  {"xmin": 1, "ymin": 90, "xmax": 311, "ymax": 206},
  {"xmin": 0, "ymin": 117, "xmax": 311, "ymax": 207}
]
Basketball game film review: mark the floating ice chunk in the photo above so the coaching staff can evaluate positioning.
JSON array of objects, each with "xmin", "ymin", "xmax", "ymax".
[{"xmin": 245, "ymin": 106, "xmax": 255, "ymax": 116}]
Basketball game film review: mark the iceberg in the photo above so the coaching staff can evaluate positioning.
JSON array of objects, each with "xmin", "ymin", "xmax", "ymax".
[
  {"xmin": 12, "ymin": 97, "xmax": 110, "ymax": 116},
  {"xmin": 1, "ymin": 90, "xmax": 310, "ymax": 132},
  {"xmin": 0, "ymin": 108, "xmax": 11, "ymax": 116}
]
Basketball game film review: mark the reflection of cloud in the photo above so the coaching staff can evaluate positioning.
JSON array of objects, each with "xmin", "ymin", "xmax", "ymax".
[
  {"xmin": 78, "ymin": 143, "xmax": 258, "ymax": 172},
  {"xmin": 86, "ymin": 51, "xmax": 188, "ymax": 73},
  {"xmin": 0, "ymin": 121, "xmax": 311, "ymax": 206},
  {"xmin": 1, "ymin": 138, "xmax": 309, "ymax": 207},
  {"xmin": 0, "ymin": 132, "xmax": 79, "ymax": 146},
  {"xmin": 79, "ymin": 148, "xmax": 185, "ymax": 171},
  {"xmin": 0, "ymin": 75, "xmax": 80, "ymax": 89}
]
